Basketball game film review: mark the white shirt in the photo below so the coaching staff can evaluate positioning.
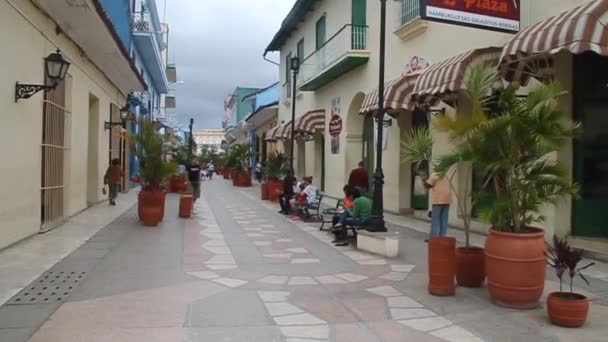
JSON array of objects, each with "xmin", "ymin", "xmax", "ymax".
[
  {"xmin": 303, "ymin": 185, "xmax": 318, "ymax": 204},
  {"xmin": 178, "ymin": 164, "xmax": 187, "ymax": 175}
]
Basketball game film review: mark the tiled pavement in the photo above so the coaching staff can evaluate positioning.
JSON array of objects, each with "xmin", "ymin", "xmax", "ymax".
[{"xmin": 1, "ymin": 180, "xmax": 608, "ymax": 341}]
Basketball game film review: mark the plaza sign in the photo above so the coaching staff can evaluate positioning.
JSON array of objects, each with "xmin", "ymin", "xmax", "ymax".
[{"xmin": 423, "ymin": 0, "xmax": 520, "ymax": 33}]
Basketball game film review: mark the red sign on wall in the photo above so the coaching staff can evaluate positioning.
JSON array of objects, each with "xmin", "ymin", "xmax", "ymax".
[{"xmin": 424, "ymin": 0, "xmax": 520, "ymax": 32}]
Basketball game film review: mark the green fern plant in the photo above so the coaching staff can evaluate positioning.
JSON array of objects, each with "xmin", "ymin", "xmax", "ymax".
[{"xmin": 131, "ymin": 119, "xmax": 176, "ymax": 190}]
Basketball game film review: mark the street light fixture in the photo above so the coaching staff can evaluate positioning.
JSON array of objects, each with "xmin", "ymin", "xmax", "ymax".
[
  {"xmin": 15, "ymin": 49, "xmax": 71, "ymax": 102},
  {"xmin": 104, "ymin": 106, "xmax": 133, "ymax": 130},
  {"xmin": 289, "ymin": 56, "xmax": 300, "ymax": 173},
  {"xmin": 368, "ymin": 0, "xmax": 390, "ymax": 232}
]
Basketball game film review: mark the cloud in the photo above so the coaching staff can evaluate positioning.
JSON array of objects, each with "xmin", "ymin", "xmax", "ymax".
[{"xmin": 161, "ymin": 0, "xmax": 294, "ymax": 130}]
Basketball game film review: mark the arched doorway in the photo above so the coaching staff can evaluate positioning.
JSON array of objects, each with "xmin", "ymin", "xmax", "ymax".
[{"xmin": 345, "ymin": 92, "xmax": 366, "ymax": 189}]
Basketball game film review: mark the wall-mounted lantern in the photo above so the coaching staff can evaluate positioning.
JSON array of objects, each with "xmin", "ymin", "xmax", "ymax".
[{"xmin": 15, "ymin": 50, "xmax": 71, "ymax": 102}]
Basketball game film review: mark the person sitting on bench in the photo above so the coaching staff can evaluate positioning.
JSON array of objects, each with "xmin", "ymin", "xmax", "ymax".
[
  {"xmin": 332, "ymin": 185, "xmax": 355, "ymax": 226},
  {"xmin": 296, "ymin": 177, "xmax": 319, "ymax": 217},
  {"xmin": 332, "ymin": 187, "xmax": 371, "ymax": 244}
]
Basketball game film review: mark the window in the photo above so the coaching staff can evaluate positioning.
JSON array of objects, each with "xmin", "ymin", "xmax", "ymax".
[
  {"xmin": 397, "ymin": 0, "xmax": 421, "ymax": 26},
  {"xmin": 297, "ymin": 39, "xmax": 305, "ymax": 61},
  {"xmin": 316, "ymin": 16, "xmax": 326, "ymax": 50}
]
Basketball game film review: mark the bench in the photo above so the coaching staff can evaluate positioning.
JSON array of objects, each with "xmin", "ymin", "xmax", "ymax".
[{"xmin": 299, "ymin": 191, "xmax": 323, "ymax": 221}]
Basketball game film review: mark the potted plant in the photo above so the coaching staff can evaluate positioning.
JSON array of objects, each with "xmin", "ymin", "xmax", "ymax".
[
  {"xmin": 546, "ymin": 235, "xmax": 594, "ymax": 327},
  {"xmin": 132, "ymin": 119, "xmax": 176, "ymax": 226},
  {"xmin": 453, "ymin": 65, "xmax": 580, "ymax": 308},
  {"xmin": 263, "ymin": 151, "xmax": 289, "ymax": 202},
  {"xmin": 229, "ymin": 143, "xmax": 253, "ymax": 187}
]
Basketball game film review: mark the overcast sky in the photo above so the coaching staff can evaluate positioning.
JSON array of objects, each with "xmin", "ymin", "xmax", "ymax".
[{"xmin": 160, "ymin": 0, "xmax": 295, "ymax": 130}]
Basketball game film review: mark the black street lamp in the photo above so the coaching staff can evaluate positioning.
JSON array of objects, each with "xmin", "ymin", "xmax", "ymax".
[
  {"xmin": 289, "ymin": 56, "xmax": 300, "ymax": 173},
  {"xmin": 15, "ymin": 49, "xmax": 71, "ymax": 102},
  {"xmin": 104, "ymin": 106, "xmax": 132, "ymax": 130},
  {"xmin": 368, "ymin": 0, "xmax": 389, "ymax": 232},
  {"xmin": 189, "ymin": 118, "xmax": 194, "ymax": 157}
]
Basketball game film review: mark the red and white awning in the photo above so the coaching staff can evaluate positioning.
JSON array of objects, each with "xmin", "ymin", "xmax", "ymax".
[
  {"xmin": 265, "ymin": 122, "xmax": 290, "ymax": 142},
  {"xmin": 499, "ymin": 0, "xmax": 608, "ymax": 84},
  {"xmin": 360, "ymin": 72, "xmax": 420, "ymax": 114},
  {"xmin": 412, "ymin": 47, "xmax": 502, "ymax": 102},
  {"xmin": 284, "ymin": 109, "xmax": 326, "ymax": 138}
]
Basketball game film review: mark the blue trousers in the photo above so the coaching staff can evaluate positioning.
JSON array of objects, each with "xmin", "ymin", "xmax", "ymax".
[{"xmin": 430, "ymin": 204, "xmax": 449, "ymax": 237}]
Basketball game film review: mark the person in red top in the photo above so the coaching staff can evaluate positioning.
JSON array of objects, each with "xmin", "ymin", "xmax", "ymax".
[{"xmin": 348, "ymin": 161, "xmax": 369, "ymax": 193}]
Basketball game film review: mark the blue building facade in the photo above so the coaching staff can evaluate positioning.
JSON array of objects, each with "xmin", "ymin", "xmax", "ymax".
[{"xmin": 99, "ymin": 0, "xmax": 170, "ymax": 180}]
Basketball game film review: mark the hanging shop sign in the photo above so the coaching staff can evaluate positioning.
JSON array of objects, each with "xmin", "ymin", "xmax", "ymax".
[
  {"xmin": 404, "ymin": 56, "xmax": 429, "ymax": 75},
  {"xmin": 423, "ymin": 0, "xmax": 520, "ymax": 33},
  {"xmin": 330, "ymin": 97, "xmax": 341, "ymax": 154}
]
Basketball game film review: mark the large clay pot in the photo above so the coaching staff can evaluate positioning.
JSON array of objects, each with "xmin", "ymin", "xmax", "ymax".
[
  {"xmin": 428, "ymin": 236, "xmax": 456, "ymax": 296},
  {"xmin": 223, "ymin": 169, "xmax": 230, "ymax": 179},
  {"xmin": 547, "ymin": 292, "xmax": 589, "ymax": 328},
  {"xmin": 268, "ymin": 179, "xmax": 283, "ymax": 202},
  {"xmin": 261, "ymin": 182, "xmax": 269, "ymax": 200},
  {"xmin": 141, "ymin": 206, "xmax": 162, "ymax": 226},
  {"xmin": 485, "ymin": 227, "xmax": 546, "ymax": 309},
  {"xmin": 138, "ymin": 189, "xmax": 165, "ymax": 224},
  {"xmin": 455, "ymin": 246, "xmax": 486, "ymax": 288},
  {"xmin": 235, "ymin": 170, "xmax": 251, "ymax": 187},
  {"xmin": 179, "ymin": 195, "xmax": 193, "ymax": 218}
]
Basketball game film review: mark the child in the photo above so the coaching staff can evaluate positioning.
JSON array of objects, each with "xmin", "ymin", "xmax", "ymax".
[{"xmin": 104, "ymin": 159, "xmax": 122, "ymax": 205}]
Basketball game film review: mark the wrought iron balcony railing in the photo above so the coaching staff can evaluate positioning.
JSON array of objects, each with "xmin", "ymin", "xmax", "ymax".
[
  {"xmin": 397, "ymin": 0, "xmax": 422, "ymax": 27},
  {"xmin": 297, "ymin": 24, "xmax": 368, "ymax": 89}
]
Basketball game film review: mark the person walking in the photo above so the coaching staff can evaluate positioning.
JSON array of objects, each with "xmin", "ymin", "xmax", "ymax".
[
  {"xmin": 104, "ymin": 158, "xmax": 123, "ymax": 206},
  {"xmin": 423, "ymin": 171, "xmax": 452, "ymax": 239},
  {"xmin": 207, "ymin": 163, "xmax": 214, "ymax": 180},
  {"xmin": 187, "ymin": 157, "xmax": 202, "ymax": 203},
  {"xmin": 255, "ymin": 161, "xmax": 263, "ymax": 183},
  {"xmin": 348, "ymin": 161, "xmax": 369, "ymax": 194}
]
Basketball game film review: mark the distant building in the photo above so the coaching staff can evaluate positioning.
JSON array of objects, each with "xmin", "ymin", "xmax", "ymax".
[{"xmin": 194, "ymin": 129, "xmax": 225, "ymax": 153}]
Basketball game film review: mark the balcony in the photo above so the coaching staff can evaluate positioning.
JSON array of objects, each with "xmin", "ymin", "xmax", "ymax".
[
  {"xmin": 298, "ymin": 24, "xmax": 369, "ymax": 91},
  {"xmin": 394, "ymin": 0, "xmax": 427, "ymax": 41},
  {"xmin": 131, "ymin": 11, "xmax": 169, "ymax": 94}
]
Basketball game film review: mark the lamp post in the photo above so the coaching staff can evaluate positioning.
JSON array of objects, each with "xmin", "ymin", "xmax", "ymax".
[
  {"xmin": 15, "ymin": 50, "xmax": 71, "ymax": 102},
  {"xmin": 289, "ymin": 56, "xmax": 300, "ymax": 173},
  {"xmin": 369, "ymin": 0, "xmax": 388, "ymax": 232},
  {"xmin": 189, "ymin": 118, "xmax": 194, "ymax": 157}
]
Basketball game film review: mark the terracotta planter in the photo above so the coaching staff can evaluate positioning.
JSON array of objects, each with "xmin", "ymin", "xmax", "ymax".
[
  {"xmin": 138, "ymin": 190, "xmax": 165, "ymax": 225},
  {"xmin": 261, "ymin": 182, "xmax": 269, "ymax": 200},
  {"xmin": 267, "ymin": 179, "xmax": 283, "ymax": 202},
  {"xmin": 428, "ymin": 236, "xmax": 456, "ymax": 296},
  {"xmin": 179, "ymin": 195, "xmax": 193, "ymax": 218},
  {"xmin": 140, "ymin": 205, "xmax": 162, "ymax": 226},
  {"xmin": 233, "ymin": 170, "xmax": 251, "ymax": 187},
  {"xmin": 455, "ymin": 246, "xmax": 486, "ymax": 288},
  {"xmin": 223, "ymin": 169, "xmax": 230, "ymax": 179},
  {"xmin": 485, "ymin": 227, "xmax": 546, "ymax": 309},
  {"xmin": 547, "ymin": 292, "xmax": 589, "ymax": 328}
]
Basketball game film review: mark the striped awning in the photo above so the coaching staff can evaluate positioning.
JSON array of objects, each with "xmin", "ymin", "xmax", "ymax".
[
  {"xmin": 264, "ymin": 122, "xmax": 289, "ymax": 142},
  {"xmin": 284, "ymin": 109, "xmax": 326, "ymax": 138},
  {"xmin": 412, "ymin": 47, "xmax": 502, "ymax": 102},
  {"xmin": 360, "ymin": 72, "xmax": 420, "ymax": 114},
  {"xmin": 499, "ymin": 0, "xmax": 608, "ymax": 84}
]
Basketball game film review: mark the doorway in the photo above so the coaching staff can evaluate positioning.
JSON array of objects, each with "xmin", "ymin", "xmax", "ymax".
[
  {"xmin": 362, "ymin": 114, "xmax": 374, "ymax": 196},
  {"xmin": 410, "ymin": 109, "xmax": 429, "ymax": 210},
  {"xmin": 87, "ymin": 94, "xmax": 100, "ymax": 206},
  {"xmin": 572, "ymin": 53, "xmax": 608, "ymax": 237},
  {"xmin": 41, "ymin": 77, "xmax": 69, "ymax": 231}
]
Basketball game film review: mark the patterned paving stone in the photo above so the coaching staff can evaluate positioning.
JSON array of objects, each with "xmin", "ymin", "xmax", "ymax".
[
  {"xmin": 247, "ymin": 233, "xmax": 265, "ymax": 238},
  {"xmin": 244, "ymin": 228, "xmax": 263, "ymax": 231},
  {"xmin": 288, "ymin": 277, "xmax": 317, "ymax": 285},
  {"xmin": 285, "ymin": 248, "xmax": 309, "ymax": 254},
  {"xmin": 343, "ymin": 251, "xmax": 377, "ymax": 261},
  {"xmin": 261, "ymin": 230, "xmax": 280, "ymax": 234},
  {"xmin": 335, "ymin": 273, "xmax": 368, "ymax": 283},
  {"xmin": 315, "ymin": 275, "xmax": 348, "ymax": 284},
  {"xmin": 264, "ymin": 253, "xmax": 292, "ymax": 259},
  {"xmin": 430, "ymin": 325, "xmax": 484, "ymax": 342},
  {"xmin": 204, "ymin": 246, "xmax": 232, "ymax": 255},
  {"xmin": 379, "ymin": 272, "xmax": 408, "ymax": 281},
  {"xmin": 258, "ymin": 291, "xmax": 290, "ymax": 302},
  {"xmin": 387, "ymin": 296, "xmax": 424, "ymax": 308},
  {"xmin": 200, "ymin": 232, "xmax": 224, "ymax": 239},
  {"xmin": 205, "ymin": 255, "xmax": 236, "ymax": 265},
  {"xmin": 253, "ymin": 241, "xmax": 273, "ymax": 246},
  {"xmin": 366, "ymin": 286, "xmax": 402, "ymax": 297},
  {"xmin": 285, "ymin": 339, "xmax": 326, "ymax": 342},
  {"xmin": 391, "ymin": 264, "xmax": 416, "ymax": 272},
  {"xmin": 207, "ymin": 265, "xmax": 237, "ymax": 270},
  {"xmin": 291, "ymin": 258, "xmax": 320, "ymax": 264},
  {"xmin": 398, "ymin": 316, "xmax": 453, "ymax": 332},
  {"xmin": 390, "ymin": 308, "xmax": 436, "ymax": 320},
  {"xmin": 203, "ymin": 240, "xmax": 227, "ymax": 247},
  {"xmin": 187, "ymin": 271, "xmax": 220, "ymax": 280},
  {"xmin": 264, "ymin": 302, "xmax": 304, "ymax": 316},
  {"xmin": 259, "ymin": 224, "xmax": 276, "ymax": 228},
  {"xmin": 280, "ymin": 325, "xmax": 329, "ymax": 339},
  {"xmin": 274, "ymin": 313, "xmax": 326, "ymax": 326},
  {"xmin": 258, "ymin": 275, "xmax": 289, "ymax": 285},
  {"xmin": 358, "ymin": 259, "xmax": 388, "ymax": 265},
  {"xmin": 211, "ymin": 277, "xmax": 248, "ymax": 288}
]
